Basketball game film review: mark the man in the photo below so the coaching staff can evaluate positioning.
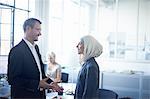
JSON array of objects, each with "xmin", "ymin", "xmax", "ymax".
[{"xmin": 7, "ymin": 18, "xmax": 63, "ymax": 99}]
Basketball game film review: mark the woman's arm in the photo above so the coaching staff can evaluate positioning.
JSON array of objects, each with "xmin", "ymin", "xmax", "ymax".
[
  {"xmin": 82, "ymin": 65, "xmax": 98, "ymax": 98},
  {"xmin": 54, "ymin": 65, "xmax": 61, "ymax": 82}
]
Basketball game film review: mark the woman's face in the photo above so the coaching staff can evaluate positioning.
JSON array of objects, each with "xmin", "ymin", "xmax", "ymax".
[
  {"xmin": 49, "ymin": 55, "xmax": 55, "ymax": 64},
  {"xmin": 76, "ymin": 41, "xmax": 84, "ymax": 54}
]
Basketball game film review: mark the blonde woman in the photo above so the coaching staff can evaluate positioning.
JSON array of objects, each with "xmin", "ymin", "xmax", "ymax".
[
  {"xmin": 75, "ymin": 35, "xmax": 103, "ymax": 99},
  {"xmin": 46, "ymin": 52, "xmax": 61, "ymax": 83}
]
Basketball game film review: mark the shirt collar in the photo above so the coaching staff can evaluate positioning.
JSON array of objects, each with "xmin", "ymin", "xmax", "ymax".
[{"xmin": 23, "ymin": 38, "xmax": 36, "ymax": 48}]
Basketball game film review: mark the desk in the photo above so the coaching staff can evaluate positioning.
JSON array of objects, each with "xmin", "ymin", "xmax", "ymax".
[
  {"xmin": 101, "ymin": 71, "xmax": 150, "ymax": 99},
  {"xmin": 46, "ymin": 83, "xmax": 76, "ymax": 99}
]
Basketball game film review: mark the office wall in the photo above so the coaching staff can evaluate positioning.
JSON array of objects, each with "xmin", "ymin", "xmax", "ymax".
[{"xmin": 98, "ymin": 58, "xmax": 150, "ymax": 74}]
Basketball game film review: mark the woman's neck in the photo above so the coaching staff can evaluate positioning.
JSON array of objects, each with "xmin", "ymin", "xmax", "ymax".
[{"xmin": 49, "ymin": 62, "xmax": 57, "ymax": 66}]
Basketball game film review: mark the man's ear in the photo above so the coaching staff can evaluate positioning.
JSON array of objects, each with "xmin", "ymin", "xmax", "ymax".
[{"xmin": 26, "ymin": 26, "xmax": 31, "ymax": 31}]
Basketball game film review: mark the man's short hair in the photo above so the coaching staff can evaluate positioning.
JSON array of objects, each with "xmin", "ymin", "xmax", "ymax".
[{"xmin": 23, "ymin": 18, "xmax": 42, "ymax": 32}]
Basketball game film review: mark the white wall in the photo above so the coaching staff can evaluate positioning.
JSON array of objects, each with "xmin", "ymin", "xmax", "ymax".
[{"xmin": 98, "ymin": 58, "xmax": 150, "ymax": 75}]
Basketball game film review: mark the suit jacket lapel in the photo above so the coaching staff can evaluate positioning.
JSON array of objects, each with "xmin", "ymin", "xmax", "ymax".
[
  {"xmin": 21, "ymin": 40, "xmax": 39, "ymax": 69},
  {"xmin": 22, "ymin": 40, "xmax": 45, "ymax": 78},
  {"xmin": 34, "ymin": 44, "xmax": 45, "ymax": 78}
]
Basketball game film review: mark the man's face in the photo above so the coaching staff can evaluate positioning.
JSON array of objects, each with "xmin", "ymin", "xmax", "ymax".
[
  {"xmin": 76, "ymin": 41, "xmax": 84, "ymax": 54},
  {"xmin": 27, "ymin": 22, "xmax": 41, "ymax": 42}
]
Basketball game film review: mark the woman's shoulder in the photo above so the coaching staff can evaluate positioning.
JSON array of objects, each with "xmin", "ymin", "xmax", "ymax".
[
  {"xmin": 56, "ymin": 63, "xmax": 61, "ymax": 68},
  {"xmin": 85, "ymin": 58, "xmax": 98, "ymax": 68},
  {"xmin": 86, "ymin": 58, "xmax": 96, "ymax": 64}
]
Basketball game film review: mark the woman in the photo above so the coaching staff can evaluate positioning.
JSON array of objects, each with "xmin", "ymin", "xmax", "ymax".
[
  {"xmin": 75, "ymin": 35, "xmax": 103, "ymax": 99},
  {"xmin": 46, "ymin": 52, "xmax": 61, "ymax": 83}
]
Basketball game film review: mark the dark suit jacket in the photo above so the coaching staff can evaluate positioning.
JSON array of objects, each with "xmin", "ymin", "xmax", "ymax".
[
  {"xmin": 7, "ymin": 39, "xmax": 52, "ymax": 99},
  {"xmin": 75, "ymin": 57, "xmax": 99, "ymax": 99}
]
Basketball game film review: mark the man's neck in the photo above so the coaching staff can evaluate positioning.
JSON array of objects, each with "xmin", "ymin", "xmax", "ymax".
[{"xmin": 24, "ymin": 37, "xmax": 34, "ymax": 45}]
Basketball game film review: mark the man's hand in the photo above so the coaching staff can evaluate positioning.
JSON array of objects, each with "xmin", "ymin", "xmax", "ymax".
[
  {"xmin": 39, "ymin": 78, "xmax": 50, "ymax": 89},
  {"xmin": 50, "ymin": 82, "xmax": 64, "ymax": 92},
  {"xmin": 39, "ymin": 78, "xmax": 64, "ymax": 92}
]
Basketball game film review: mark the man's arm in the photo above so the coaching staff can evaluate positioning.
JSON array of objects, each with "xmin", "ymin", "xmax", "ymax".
[{"xmin": 7, "ymin": 48, "xmax": 39, "ymax": 92}]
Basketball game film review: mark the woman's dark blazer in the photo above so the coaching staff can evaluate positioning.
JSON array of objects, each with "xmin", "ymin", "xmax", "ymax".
[
  {"xmin": 7, "ymin": 39, "xmax": 52, "ymax": 98},
  {"xmin": 75, "ymin": 57, "xmax": 100, "ymax": 99}
]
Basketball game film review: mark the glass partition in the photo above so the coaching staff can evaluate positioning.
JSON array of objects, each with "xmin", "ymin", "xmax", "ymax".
[{"xmin": 99, "ymin": 0, "xmax": 150, "ymax": 62}]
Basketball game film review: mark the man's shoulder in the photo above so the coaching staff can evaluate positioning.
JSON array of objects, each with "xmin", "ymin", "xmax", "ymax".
[{"xmin": 10, "ymin": 40, "xmax": 26, "ymax": 52}]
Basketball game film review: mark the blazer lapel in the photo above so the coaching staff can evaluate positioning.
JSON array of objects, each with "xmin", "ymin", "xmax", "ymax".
[
  {"xmin": 21, "ymin": 40, "xmax": 39, "ymax": 68},
  {"xmin": 34, "ymin": 44, "xmax": 45, "ymax": 77}
]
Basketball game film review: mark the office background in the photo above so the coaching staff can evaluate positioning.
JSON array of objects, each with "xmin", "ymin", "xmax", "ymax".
[
  {"xmin": 0, "ymin": 0, "xmax": 150, "ymax": 80},
  {"xmin": 0, "ymin": 0, "xmax": 150, "ymax": 98}
]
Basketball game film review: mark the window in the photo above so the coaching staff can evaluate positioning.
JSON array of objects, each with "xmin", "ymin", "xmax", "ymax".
[
  {"xmin": 0, "ymin": 0, "xmax": 35, "ymax": 55},
  {"xmin": 0, "ymin": 0, "xmax": 35, "ymax": 74},
  {"xmin": 0, "ymin": 8, "xmax": 11, "ymax": 55},
  {"xmin": 48, "ymin": 0, "xmax": 98, "ymax": 66}
]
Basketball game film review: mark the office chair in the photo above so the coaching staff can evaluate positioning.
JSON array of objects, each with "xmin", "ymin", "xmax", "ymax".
[
  {"xmin": 99, "ymin": 89, "xmax": 118, "ymax": 99},
  {"xmin": 61, "ymin": 72, "xmax": 69, "ymax": 83}
]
